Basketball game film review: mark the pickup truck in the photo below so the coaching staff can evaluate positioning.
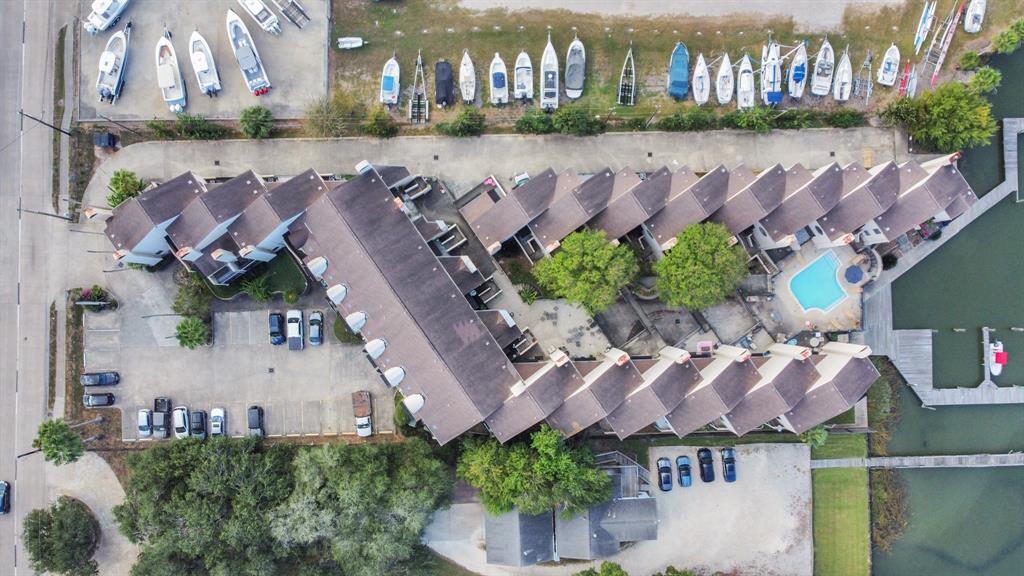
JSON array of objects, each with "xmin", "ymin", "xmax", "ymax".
[
  {"xmin": 352, "ymin": 391, "xmax": 373, "ymax": 438},
  {"xmin": 153, "ymin": 397, "xmax": 171, "ymax": 439}
]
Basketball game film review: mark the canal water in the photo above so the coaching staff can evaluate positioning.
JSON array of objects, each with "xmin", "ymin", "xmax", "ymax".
[{"xmin": 876, "ymin": 49, "xmax": 1024, "ymax": 576}]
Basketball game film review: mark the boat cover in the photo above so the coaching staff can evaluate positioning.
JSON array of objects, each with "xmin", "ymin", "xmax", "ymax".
[
  {"xmin": 157, "ymin": 64, "xmax": 177, "ymax": 88},
  {"xmin": 237, "ymin": 45, "xmax": 258, "ymax": 71},
  {"xmin": 191, "ymin": 51, "xmax": 210, "ymax": 73},
  {"xmin": 493, "ymin": 72, "xmax": 506, "ymax": 89},
  {"xmin": 99, "ymin": 51, "xmax": 117, "ymax": 73},
  {"xmin": 435, "ymin": 61, "xmax": 454, "ymax": 106},
  {"xmin": 382, "ymin": 76, "xmax": 396, "ymax": 92},
  {"xmin": 995, "ymin": 352, "xmax": 1008, "ymax": 364}
]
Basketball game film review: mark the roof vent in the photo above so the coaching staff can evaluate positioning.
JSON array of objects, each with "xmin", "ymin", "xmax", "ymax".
[
  {"xmin": 326, "ymin": 284, "xmax": 348, "ymax": 305},
  {"xmin": 307, "ymin": 256, "xmax": 328, "ymax": 280},
  {"xmin": 345, "ymin": 311, "xmax": 367, "ymax": 333},
  {"xmin": 383, "ymin": 366, "xmax": 406, "ymax": 387},
  {"xmin": 364, "ymin": 338, "xmax": 387, "ymax": 360},
  {"xmin": 604, "ymin": 347, "xmax": 630, "ymax": 366},
  {"xmin": 550, "ymin": 349, "xmax": 570, "ymax": 367},
  {"xmin": 355, "ymin": 160, "xmax": 374, "ymax": 175},
  {"xmin": 402, "ymin": 393, "xmax": 424, "ymax": 415}
]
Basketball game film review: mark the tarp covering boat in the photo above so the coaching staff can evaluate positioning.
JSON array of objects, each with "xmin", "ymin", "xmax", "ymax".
[
  {"xmin": 435, "ymin": 59, "xmax": 454, "ymax": 108},
  {"xmin": 667, "ymin": 42, "xmax": 689, "ymax": 99}
]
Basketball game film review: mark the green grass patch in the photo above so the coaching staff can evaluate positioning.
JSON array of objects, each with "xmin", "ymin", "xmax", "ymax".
[
  {"xmin": 867, "ymin": 357, "xmax": 903, "ymax": 456},
  {"xmin": 333, "ymin": 316, "xmax": 363, "ymax": 345},
  {"xmin": 811, "ymin": 433, "xmax": 867, "ymax": 460},
  {"xmin": 51, "ymin": 25, "xmax": 66, "ymax": 211},
  {"xmin": 813, "ymin": 468, "xmax": 870, "ymax": 576},
  {"xmin": 205, "ymin": 255, "xmax": 308, "ymax": 301},
  {"xmin": 592, "ymin": 432, "xmax": 800, "ymax": 469},
  {"xmin": 824, "ymin": 407, "xmax": 856, "ymax": 426}
]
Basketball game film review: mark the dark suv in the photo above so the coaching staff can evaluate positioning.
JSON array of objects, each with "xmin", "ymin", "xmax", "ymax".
[
  {"xmin": 190, "ymin": 410, "xmax": 208, "ymax": 440},
  {"xmin": 83, "ymin": 393, "xmax": 115, "ymax": 408},
  {"xmin": 268, "ymin": 313, "xmax": 285, "ymax": 345},
  {"xmin": 0, "ymin": 481, "xmax": 10, "ymax": 515},
  {"xmin": 697, "ymin": 448, "xmax": 715, "ymax": 483},
  {"xmin": 247, "ymin": 405, "xmax": 265, "ymax": 437},
  {"xmin": 80, "ymin": 372, "xmax": 120, "ymax": 386}
]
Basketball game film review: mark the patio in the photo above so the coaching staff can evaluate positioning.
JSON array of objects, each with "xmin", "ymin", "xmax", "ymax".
[{"xmin": 762, "ymin": 245, "xmax": 866, "ymax": 336}]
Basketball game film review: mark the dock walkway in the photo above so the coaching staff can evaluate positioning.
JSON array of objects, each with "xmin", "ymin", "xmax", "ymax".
[{"xmin": 812, "ymin": 452, "xmax": 1024, "ymax": 469}]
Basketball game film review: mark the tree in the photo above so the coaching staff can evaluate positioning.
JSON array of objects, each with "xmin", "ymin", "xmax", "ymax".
[
  {"xmin": 515, "ymin": 106, "xmax": 556, "ymax": 134},
  {"xmin": 799, "ymin": 425, "xmax": 829, "ymax": 449},
  {"xmin": 574, "ymin": 562, "xmax": 630, "ymax": 576},
  {"xmin": 722, "ymin": 106, "xmax": 773, "ymax": 133},
  {"xmin": 241, "ymin": 274, "xmax": 272, "ymax": 302},
  {"xmin": 239, "ymin": 105, "xmax": 274, "ymax": 139},
  {"xmin": 552, "ymin": 105, "xmax": 607, "ymax": 136},
  {"xmin": 174, "ymin": 316, "xmax": 209, "ymax": 349},
  {"xmin": 106, "ymin": 169, "xmax": 146, "ymax": 208},
  {"xmin": 655, "ymin": 107, "xmax": 717, "ymax": 131},
  {"xmin": 652, "ymin": 567, "xmax": 699, "ymax": 576},
  {"xmin": 23, "ymin": 496, "xmax": 100, "ymax": 576},
  {"xmin": 457, "ymin": 425, "xmax": 611, "ymax": 517},
  {"xmin": 362, "ymin": 106, "xmax": 399, "ymax": 138},
  {"xmin": 654, "ymin": 222, "xmax": 748, "ymax": 310},
  {"xmin": 881, "ymin": 83, "xmax": 996, "ymax": 152},
  {"xmin": 435, "ymin": 107, "xmax": 486, "ymax": 137},
  {"xmin": 533, "ymin": 230, "xmax": 639, "ymax": 314},
  {"xmin": 992, "ymin": 29, "xmax": 1021, "ymax": 54},
  {"xmin": 827, "ymin": 109, "xmax": 865, "ymax": 128},
  {"xmin": 174, "ymin": 113, "xmax": 227, "ymax": 140},
  {"xmin": 969, "ymin": 66, "xmax": 1002, "ymax": 94},
  {"xmin": 171, "ymin": 270, "xmax": 212, "ymax": 320},
  {"xmin": 33, "ymin": 419, "xmax": 85, "ymax": 465},
  {"xmin": 958, "ymin": 50, "xmax": 981, "ymax": 70},
  {"xmin": 304, "ymin": 90, "xmax": 365, "ymax": 137}
]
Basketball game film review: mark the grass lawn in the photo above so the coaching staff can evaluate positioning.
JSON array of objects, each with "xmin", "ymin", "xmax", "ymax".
[
  {"xmin": 812, "ymin": 433, "xmax": 868, "ymax": 460},
  {"xmin": 593, "ymin": 432, "xmax": 801, "ymax": 468},
  {"xmin": 206, "ymin": 255, "xmax": 309, "ymax": 300},
  {"xmin": 813, "ymin": 467, "xmax": 870, "ymax": 576}
]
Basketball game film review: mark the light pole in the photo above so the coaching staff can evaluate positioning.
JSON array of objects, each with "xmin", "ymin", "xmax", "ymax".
[
  {"xmin": 19, "ymin": 108, "xmax": 73, "ymax": 137},
  {"xmin": 17, "ymin": 206, "xmax": 75, "ymax": 222}
]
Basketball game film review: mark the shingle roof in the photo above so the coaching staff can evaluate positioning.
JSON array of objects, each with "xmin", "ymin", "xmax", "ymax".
[
  {"xmin": 554, "ymin": 490, "xmax": 658, "ymax": 560},
  {"xmin": 438, "ymin": 255, "xmax": 485, "ymax": 294},
  {"xmin": 484, "ymin": 509, "xmax": 555, "ymax": 567},
  {"xmin": 105, "ymin": 171, "xmax": 207, "ymax": 251},
  {"xmin": 486, "ymin": 361, "xmax": 584, "ymax": 443},
  {"xmin": 816, "ymin": 162, "xmax": 900, "ymax": 241},
  {"xmin": 167, "ymin": 171, "xmax": 267, "ymax": 250},
  {"xmin": 604, "ymin": 354, "xmax": 704, "ymax": 439},
  {"xmin": 530, "ymin": 168, "xmax": 624, "ymax": 250},
  {"xmin": 643, "ymin": 166, "xmax": 724, "ymax": 246},
  {"xmin": 782, "ymin": 356, "xmax": 878, "ymax": 433},
  {"xmin": 476, "ymin": 309, "xmax": 524, "ymax": 349},
  {"xmin": 874, "ymin": 162, "xmax": 976, "ymax": 240},
  {"xmin": 546, "ymin": 356, "xmax": 644, "ymax": 437},
  {"xmin": 723, "ymin": 356, "xmax": 819, "ymax": 436},
  {"xmin": 513, "ymin": 168, "xmax": 563, "ymax": 218},
  {"xmin": 759, "ymin": 163, "xmax": 844, "ymax": 241},
  {"xmin": 709, "ymin": 164, "xmax": 786, "ymax": 234},
  {"xmin": 589, "ymin": 166, "xmax": 673, "ymax": 241},
  {"xmin": 662, "ymin": 356, "xmax": 762, "ymax": 436}
]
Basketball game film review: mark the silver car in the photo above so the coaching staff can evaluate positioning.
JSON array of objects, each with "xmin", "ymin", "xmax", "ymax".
[
  {"xmin": 137, "ymin": 409, "xmax": 153, "ymax": 438},
  {"xmin": 172, "ymin": 406, "xmax": 190, "ymax": 440},
  {"xmin": 210, "ymin": 407, "xmax": 226, "ymax": 437}
]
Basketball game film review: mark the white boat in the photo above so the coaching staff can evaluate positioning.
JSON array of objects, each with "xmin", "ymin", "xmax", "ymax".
[
  {"xmin": 990, "ymin": 340, "xmax": 1005, "ymax": 377},
  {"xmin": 787, "ymin": 42, "xmax": 808, "ymax": 99},
  {"xmin": 227, "ymin": 9, "xmax": 272, "ymax": 95},
  {"xmin": 459, "ymin": 50, "xmax": 475, "ymax": 104},
  {"xmin": 96, "ymin": 22, "xmax": 131, "ymax": 104},
  {"xmin": 336, "ymin": 37, "xmax": 364, "ymax": 50},
  {"xmin": 914, "ymin": 1, "xmax": 937, "ymax": 54},
  {"xmin": 380, "ymin": 53, "xmax": 400, "ymax": 105},
  {"xmin": 540, "ymin": 33, "xmax": 559, "ymax": 111},
  {"xmin": 833, "ymin": 47, "xmax": 852, "ymax": 102},
  {"xmin": 155, "ymin": 33, "xmax": 186, "ymax": 113},
  {"xmin": 692, "ymin": 53, "xmax": 710, "ymax": 105},
  {"xmin": 617, "ymin": 44, "xmax": 636, "ymax": 106},
  {"xmin": 715, "ymin": 53, "xmax": 734, "ymax": 105},
  {"xmin": 490, "ymin": 53, "xmax": 509, "ymax": 105},
  {"xmin": 876, "ymin": 43, "xmax": 900, "ymax": 87},
  {"xmin": 760, "ymin": 39, "xmax": 783, "ymax": 105},
  {"xmin": 84, "ymin": 0, "xmax": 131, "ymax": 35},
  {"xmin": 810, "ymin": 38, "xmax": 835, "ymax": 96},
  {"xmin": 736, "ymin": 55, "xmax": 755, "ymax": 110},
  {"xmin": 189, "ymin": 31, "xmax": 222, "ymax": 97},
  {"xmin": 237, "ymin": 0, "xmax": 281, "ymax": 35},
  {"xmin": 565, "ymin": 35, "xmax": 586, "ymax": 100},
  {"xmin": 964, "ymin": 0, "xmax": 986, "ymax": 33},
  {"xmin": 514, "ymin": 51, "xmax": 533, "ymax": 100}
]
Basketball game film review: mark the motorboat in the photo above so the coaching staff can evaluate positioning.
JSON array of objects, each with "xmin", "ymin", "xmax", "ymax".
[
  {"xmin": 736, "ymin": 54, "xmax": 755, "ymax": 109},
  {"xmin": 876, "ymin": 43, "xmax": 900, "ymax": 87},
  {"xmin": 540, "ymin": 33, "xmax": 559, "ymax": 110},
  {"xmin": 833, "ymin": 47, "xmax": 852, "ymax": 102},
  {"xmin": 787, "ymin": 42, "xmax": 807, "ymax": 99},
  {"xmin": 154, "ymin": 32, "xmax": 186, "ymax": 113},
  {"xmin": 617, "ymin": 44, "xmax": 636, "ymax": 106},
  {"xmin": 409, "ymin": 50, "xmax": 428, "ymax": 123},
  {"xmin": 336, "ymin": 37, "xmax": 365, "ymax": 50},
  {"xmin": 760, "ymin": 39, "xmax": 783, "ymax": 105},
  {"xmin": 990, "ymin": 340, "xmax": 1006, "ymax": 377},
  {"xmin": 227, "ymin": 9, "xmax": 272, "ymax": 95},
  {"xmin": 189, "ymin": 30, "xmax": 222, "ymax": 97},
  {"xmin": 380, "ymin": 53, "xmax": 400, "ymax": 105},
  {"xmin": 691, "ymin": 53, "xmax": 710, "ymax": 105},
  {"xmin": 914, "ymin": 1, "xmax": 937, "ymax": 54},
  {"xmin": 84, "ymin": 0, "xmax": 131, "ymax": 35},
  {"xmin": 564, "ymin": 35, "xmax": 585, "ymax": 99},
  {"xmin": 667, "ymin": 42, "xmax": 689, "ymax": 100},
  {"xmin": 964, "ymin": 0, "xmax": 986, "ymax": 33},
  {"xmin": 514, "ymin": 51, "xmax": 533, "ymax": 100},
  {"xmin": 435, "ymin": 59, "xmax": 455, "ymax": 108},
  {"xmin": 490, "ymin": 52, "xmax": 508, "ymax": 105},
  {"xmin": 96, "ymin": 22, "xmax": 131, "ymax": 104},
  {"xmin": 459, "ymin": 50, "xmax": 475, "ymax": 103},
  {"xmin": 810, "ymin": 38, "xmax": 835, "ymax": 96},
  {"xmin": 237, "ymin": 0, "xmax": 281, "ymax": 35},
  {"xmin": 715, "ymin": 53, "xmax": 734, "ymax": 105}
]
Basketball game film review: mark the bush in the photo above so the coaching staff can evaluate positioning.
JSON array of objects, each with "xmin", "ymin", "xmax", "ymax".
[
  {"xmin": 552, "ymin": 105, "xmax": 607, "ymax": 136},
  {"xmin": 241, "ymin": 275, "xmax": 272, "ymax": 302},
  {"xmin": 958, "ymin": 50, "xmax": 981, "ymax": 71},
  {"xmin": 871, "ymin": 469, "xmax": 909, "ymax": 551},
  {"xmin": 655, "ymin": 107, "xmax": 717, "ymax": 131},
  {"xmin": 284, "ymin": 291, "xmax": 299, "ymax": 304},
  {"xmin": 172, "ymin": 270, "xmax": 212, "ymax": 320},
  {"xmin": 774, "ymin": 108, "xmax": 826, "ymax": 130},
  {"xmin": 969, "ymin": 66, "xmax": 1002, "ymax": 93},
  {"xmin": 175, "ymin": 316, "xmax": 209, "ymax": 349},
  {"xmin": 992, "ymin": 29, "xmax": 1021, "ymax": 54},
  {"xmin": 23, "ymin": 496, "xmax": 100, "ymax": 576},
  {"xmin": 827, "ymin": 109, "xmax": 866, "ymax": 128},
  {"xmin": 435, "ymin": 107, "xmax": 486, "ymax": 137},
  {"xmin": 304, "ymin": 90, "xmax": 366, "ymax": 137},
  {"xmin": 722, "ymin": 106, "xmax": 773, "ymax": 133},
  {"xmin": 145, "ymin": 118, "xmax": 176, "ymax": 139},
  {"xmin": 518, "ymin": 287, "xmax": 538, "ymax": 305},
  {"xmin": 1013, "ymin": 19, "xmax": 1024, "ymax": 38},
  {"xmin": 799, "ymin": 425, "xmax": 829, "ymax": 448},
  {"xmin": 239, "ymin": 105, "xmax": 274, "ymax": 139},
  {"xmin": 515, "ymin": 106, "xmax": 556, "ymax": 134},
  {"xmin": 175, "ymin": 113, "xmax": 227, "ymax": 140},
  {"xmin": 106, "ymin": 169, "xmax": 145, "ymax": 208},
  {"xmin": 881, "ymin": 253, "xmax": 899, "ymax": 270},
  {"xmin": 362, "ymin": 106, "xmax": 399, "ymax": 138}
]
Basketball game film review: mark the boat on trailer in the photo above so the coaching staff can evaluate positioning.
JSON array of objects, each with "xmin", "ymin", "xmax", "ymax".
[
  {"xmin": 760, "ymin": 39, "xmax": 783, "ymax": 105},
  {"xmin": 833, "ymin": 46, "xmax": 852, "ymax": 102},
  {"xmin": 96, "ymin": 22, "xmax": 131, "ymax": 104},
  {"xmin": 84, "ymin": 0, "xmax": 131, "ymax": 35},
  {"xmin": 490, "ymin": 53, "xmax": 509, "ymax": 105},
  {"xmin": 459, "ymin": 50, "xmax": 475, "ymax": 104},
  {"xmin": 964, "ymin": 0, "xmax": 986, "ymax": 34},
  {"xmin": 514, "ymin": 51, "xmax": 533, "ymax": 101},
  {"xmin": 227, "ymin": 9, "xmax": 272, "ymax": 95},
  {"xmin": 409, "ymin": 50, "xmax": 428, "ymax": 123},
  {"xmin": 155, "ymin": 32, "xmax": 187, "ymax": 112},
  {"xmin": 380, "ymin": 52, "xmax": 400, "ymax": 106},
  {"xmin": 270, "ymin": 0, "xmax": 310, "ymax": 29},
  {"xmin": 617, "ymin": 43, "xmax": 636, "ymax": 106},
  {"xmin": 736, "ymin": 54, "xmax": 755, "ymax": 109},
  {"xmin": 692, "ymin": 53, "xmax": 710, "ymax": 105},
  {"xmin": 715, "ymin": 53, "xmax": 734, "ymax": 105},
  {"xmin": 914, "ymin": 1, "xmax": 937, "ymax": 54},
  {"xmin": 540, "ymin": 33, "xmax": 559, "ymax": 111},
  {"xmin": 877, "ymin": 43, "xmax": 900, "ymax": 86},
  {"xmin": 237, "ymin": 0, "xmax": 281, "ymax": 35},
  {"xmin": 667, "ymin": 42, "xmax": 689, "ymax": 100},
  {"xmin": 810, "ymin": 37, "xmax": 834, "ymax": 96},
  {"xmin": 564, "ymin": 35, "xmax": 585, "ymax": 100},
  {"xmin": 787, "ymin": 42, "xmax": 807, "ymax": 99},
  {"xmin": 189, "ymin": 30, "xmax": 222, "ymax": 97}
]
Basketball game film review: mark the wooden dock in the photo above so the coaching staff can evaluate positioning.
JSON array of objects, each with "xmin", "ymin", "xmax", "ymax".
[{"xmin": 812, "ymin": 452, "xmax": 1024, "ymax": 470}]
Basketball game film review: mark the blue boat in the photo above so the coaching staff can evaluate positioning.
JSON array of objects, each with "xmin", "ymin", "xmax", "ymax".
[{"xmin": 667, "ymin": 42, "xmax": 689, "ymax": 100}]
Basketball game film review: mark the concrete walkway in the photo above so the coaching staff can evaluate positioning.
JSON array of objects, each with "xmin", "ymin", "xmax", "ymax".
[{"xmin": 812, "ymin": 452, "xmax": 1024, "ymax": 469}]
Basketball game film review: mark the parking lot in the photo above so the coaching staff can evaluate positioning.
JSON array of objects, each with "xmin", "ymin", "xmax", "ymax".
[
  {"xmin": 83, "ymin": 307, "xmax": 393, "ymax": 441},
  {"xmin": 77, "ymin": 0, "xmax": 328, "ymax": 121}
]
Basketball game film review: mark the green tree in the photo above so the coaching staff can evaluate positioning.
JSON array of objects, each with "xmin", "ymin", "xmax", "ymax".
[
  {"xmin": 23, "ymin": 496, "xmax": 100, "ymax": 576},
  {"xmin": 652, "ymin": 567, "xmax": 699, "ymax": 576},
  {"xmin": 552, "ymin": 105, "xmax": 607, "ymax": 136},
  {"xmin": 992, "ymin": 29, "xmax": 1021, "ymax": 54},
  {"xmin": 239, "ymin": 105, "xmax": 274, "ymax": 139},
  {"xmin": 827, "ymin": 109, "xmax": 865, "ymax": 128},
  {"xmin": 457, "ymin": 425, "xmax": 611, "ymax": 517},
  {"xmin": 774, "ymin": 108, "xmax": 826, "ymax": 130},
  {"xmin": 574, "ymin": 562, "xmax": 630, "ymax": 576},
  {"xmin": 799, "ymin": 425, "xmax": 829, "ymax": 448},
  {"xmin": 106, "ymin": 169, "xmax": 146, "ymax": 208},
  {"xmin": 533, "ymin": 230, "xmax": 639, "ymax": 314},
  {"xmin": 722, "ymin": 106, "xmax": 774, "ymax": 133},
  {"xmin": 241, "ymin": 275, "xmax": 272, "ymax": 302},
  {"xmin": 654, "ymin": 222, "xmax": 748, "ymax": 310},
  {"xmin": 171, "ymin": 270, "xmax": 212, "ymax": 320},
  {"xmin": 1013, "ymin": 19, "xmax": 1024, "ymax": 38},
  {"xmin": 174, "ymin": 316, "xmax": 209, "ymax": 349},
  {"xmin": 32, "ymin": 419, "xmax": 85, "ymax": 466},
  {"xmin": 969, "ymin": 66, "xmax": 1002, "ymax": 94},
  {"xmin": 958, "ymin": 50, "xmax": 981, "ymax": 70},
  {"xmin": 515, "ymin": 106, "xmax": 556, "ymax": 134},
  {"xmin": 436, "ymin": 107, "xmax": 486, "ymax": 137},
  {"xmin": 362, "ymin": 106, "xmax": 399, "ymax": 138},
  {"xmin": 174, "ymin": 113, "xmax": 227, "ymax": 140},
  {"xmin": 881, "ymin": 83, "xmax": 996, "ymax": 152},
  {"xmin": 655, "ymin": 107, "xmax": 718, "ymax": 132}
]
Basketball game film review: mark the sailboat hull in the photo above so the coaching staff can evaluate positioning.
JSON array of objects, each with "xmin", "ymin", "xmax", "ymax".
[
  {"xmin": 810, "ymin": 40, "xmax": 834, "ymax": 96},
  {"xmin": 490, "ymin": 54, "xmax": 509, "ymax": 105},
  {"xmin": 716, "ymin": 53, "xmax": 733, "ymax": 105},
  {"xmin": 692, "ymin": 54, "xmax": 709, "ymax": 105},
  {"xmin": 565, "ymin": 39, "xmax": 586, "ymax": 99},
  {"xmin": 787, "ymin": 43, "xmax": 807, "ymax": 99},
  {"xmin": 736, "ymin": 56, "xmax": 755, "ymax": 109},
  {"xmin": 460, "ymin": 51, "xmax": 475, "ymax": 104}
]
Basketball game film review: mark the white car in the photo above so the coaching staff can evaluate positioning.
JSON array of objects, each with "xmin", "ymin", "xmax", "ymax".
[
  {"xmin": 286, "ymin": 309, "xmax": 304, "ymax": 351},
  {"xmin": 210, "ymin": 408, "xmax": 226, "ymax": 437},
  {"xmin": 172, "ymin": 406, "xmax": 190, "ymax": 439},
  {"xmin": 137, "ymin": 409, "xmax": 153, "ymax": 438}
]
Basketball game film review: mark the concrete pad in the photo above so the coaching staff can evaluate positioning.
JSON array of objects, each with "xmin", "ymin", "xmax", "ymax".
[
  {"xmin": 321, "ymin": 397, "xmax": 341, "ymax": 435},
  {"xmin": 302, "ymin": 400, "xmax": 321, "ymax": 435}
]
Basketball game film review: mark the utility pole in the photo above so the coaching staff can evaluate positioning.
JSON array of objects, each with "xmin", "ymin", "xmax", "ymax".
[
  {"xmin": 17, "ymin": 206, "xmax": 75, "ymax": 222},
  {"xmin": 19, "ymin": 108, "xmax": 73, "ymax": 137},
  {"xmin": 97, "ymin": 112, "xmax": 141, "ymax": 136}
]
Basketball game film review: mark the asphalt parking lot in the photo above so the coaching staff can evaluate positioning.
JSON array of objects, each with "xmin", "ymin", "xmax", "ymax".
[
  {"xmin": 77, "ymin": 0, "xmax": 328, "ymax": 120},
  {"xmin": 83, "ymin": 307, "xmax": 392, "ymax": 441}
]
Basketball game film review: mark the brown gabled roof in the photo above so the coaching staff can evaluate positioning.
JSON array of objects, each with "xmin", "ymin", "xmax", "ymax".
[
  {"xmin": 874, "ymin": 162, "xmax": 976, "ymax": 241},
  {"xmin": 530, "ymin": 168, "xmax": 624, "ymax": 250},
  {"xmin": 589, "ymin": 167, "xmax": 673, "ymax": 241},
  {"xmin": 227, "ymin": 171, "xmax": 330, "ymax": 249},
  {"xmin": 643, "ymin": 166, "xmax": 724, "ymax": 246},
  {"xmin": 759, "ymin": 163, "xmax": 843, "ymax": 241},
  {"xmin": 546, "ymin": 358, "xmax": 643, "ymax": 437},
  {"xmin": 167, "ymin": 171, "xmax": 267, "ymax": 250},
  {"xmin": 782, "ymin": 356, "xmax": 878, "ymax": 433},
  {"xmin": 723, "ymin": 356, "xmax": 819, "ymax": 436},
  {"xmin": 105, "ymin": 171, "xmax": 207, "ymax": 251},
  {"xmin": 709, "ymin": 164, "xmax": 786, "ymax": 234},
  {"xmin": 476, "ymin": 309, "xmax": 524, "ymax": 349},
  {"xmin": 817, "ymin": 162, "xmax": 900, "ymax": 241},
  {"xmin": 438, "ymin": 255, "xmax": 485, "ymax": 294},
  {"xmin": 662, "ymin": 356, "xmax": 761, "ymax": 437},
  {"xmin": 603, "ymin": 356, "xmax": 704, "ymax": 439},
  {"xmin": 513, "ymin": 168, "xmax": 564, "ymax": 218},
  {"xmin": 486, "ymin": 361, "xmax": 584, "ymax": 443}
]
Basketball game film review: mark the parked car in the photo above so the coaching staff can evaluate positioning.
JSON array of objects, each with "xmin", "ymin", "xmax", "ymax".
[
  {"xmin": 247, "ymin": 405, "xmax": 265, "ymax": 437},
  {"xmin": 80, "ymin": 371, "xmax": 119, "ymax": 386},
  {"xmin": 153, "ymin": 397, "xmax": 172, "ymax": 439},
  {"xmin": 721, "ymin": 448, "xmax": 738, "ymax": 483},
  {"xmin": 352, "ymin": 390, "xmax": 373, "ymax": 437},
  {"xmin": 268, "ymin": 312, "xmax": 285, "ymax": 345},
  {"xmin": 172, "ymin": 406, "xmax": 190, "ymax": 439},
  {"xmin": 210, "ymin": 407, "xmax": 226, "ymax": 437},
  {"xmin": 676, "ymin": 455, "xmax": 692, "ymax": 487},
  {"xmin": 0, "ymin": 481, "xmax": 10, "ymax": 515},
  {"xmin": 657, "ymin": 457, "xmax": 673, "ymax": 492},
  {"xmin": 82, "ymin": 393, "xmax": 114, "ymax": 408},
  {"xmin": 190, "ymin": 410, "xmax": 207, "ymax": 440},
  {"xmin": 309, "ymin": 311, "xmax": 324, "ymax": 346},
  {"xmin": 697, "ymin": 448, "xmax": 715, "ymax": 483},
  {"xmin": 286, "ymin": 310, "xmax": 304, "ymax": 350},
  {"xmin": 137, "ymin": 409, "xmax": 153, "ymax": 438}
]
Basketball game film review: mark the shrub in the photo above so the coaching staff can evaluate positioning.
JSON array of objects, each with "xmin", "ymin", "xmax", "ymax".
[
  {"xmin": 799, "ymin": 425, "xmax": 829, "ymax": 448},
  {"xmin": 722, "ymin": 106, "xmax": 773, "ymax": 133},
  {"xmin": 239, "ymin": 105, "xmax": 274, "ymax": 138},
  {"xmin": 304, "ymin": 90, "xmax": 366, "ymax": 137},
  {"xmin": 827, "ymin": 108, "xmax": 866, "ymax": 128},
  {"xmin": 552, "ymin": 105, "xmax": 607, "ymax": 136},
  {"xmin": 518, "ymin": 287, "xmax": 539, "ymax": 305},
  {"xmin": 992, "ymin": 29, "xmax": 1021, "ymax": 54},
  {"xmin": 515, "ymin": 106, "xmax": 556, "ymax": 134},
  {"xmin": 881, "ymin": 253, "xmax": 899, "ymax": 270},
  {"xmin": 172, "ymin": 271, "xmax": 212, "ymax": 320},
  {"xmin": 284, "ymin": 291, "xmax": 299, "ymax": 304},
  {"xmin": 106, "ymin": 169, "xmax": 145, "ymax": 207},
  {"xmin": 655, "ymin": 107, "xmax": 718, "ymax": 131},
  {"xmin": 969, "ymin": 66, "xmax": 1002, "ymax": 93},
  {"xmin": 774, "ymin": 108, "xmax": 826, "ymax": 130},
  {"xmin": 958, "ymin": 50, "xmax": 981, "ymax": 71},
  {"xmin": 1013, "ymin": 19, "xmax": 1024, "ymax": 38},
  {"xmin": 175, "ymin": 113, "xmax": 227, "ymax": 140},
  {"xmin": 436, "ymin": 107, "xmax": 486, "ymax": 137},
  {"xmin": 175, "ymin": 316, "xmax": 209, "ymax": 349},
  {"xmin": 362, "ymin": 106, "xmax": 399, "ymax": 138},
  {"xmin": 241, "ymin": 275, "xmax": 272, "ymax": 302},
  {"xmin": 145, "ymin": 118, "xmax": 176, "ymax": 139},
  {"xmin": 23, "ymin": 496, "xmax": 100, "ymax": 576}
]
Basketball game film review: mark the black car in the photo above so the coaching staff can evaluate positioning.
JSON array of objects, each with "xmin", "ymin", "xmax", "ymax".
[
  {"xmin": 83, "ymin": 393, "xmax": 115, "ymax": 408},
  {"xmin": 697, "ymin": 448, "xmax": 715, "ymax": 483},
  {"xmin": 190, "ymin": 410, "xmax": 207, "ymax": 440},
  {"xmin": 80, "ymin": 371, "xmax": 120, "ymax": 386},
  {"xmin": 247, "ymin": 405, "xmax": 265, "ymax": 437},
  {"xmin": 656, "ymin": 457, "xmax": 673, "ymax": 492},
  {"xmin": 0, "ymin": 480, "xmax": 10, "ymax": 515},
  {"xmin": 268, "ymin": 313, "xmax": 285, "ymax": 345}
]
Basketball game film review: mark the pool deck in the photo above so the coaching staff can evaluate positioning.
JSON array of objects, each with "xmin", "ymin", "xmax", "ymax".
[{"xmin": 772, "ymin": 246, "xmax": 863, "ymax": 335}]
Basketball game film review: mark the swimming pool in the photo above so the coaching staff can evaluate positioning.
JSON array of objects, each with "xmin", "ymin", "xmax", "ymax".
[{"xmin": 789, "ymin": 250, "xmax": 848, "ymax": 313}]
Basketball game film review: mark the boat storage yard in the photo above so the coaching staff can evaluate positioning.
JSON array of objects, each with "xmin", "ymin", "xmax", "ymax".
[{"xmin": 78, "ymin": 0, "xmax": 328, "ymax": 121}]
